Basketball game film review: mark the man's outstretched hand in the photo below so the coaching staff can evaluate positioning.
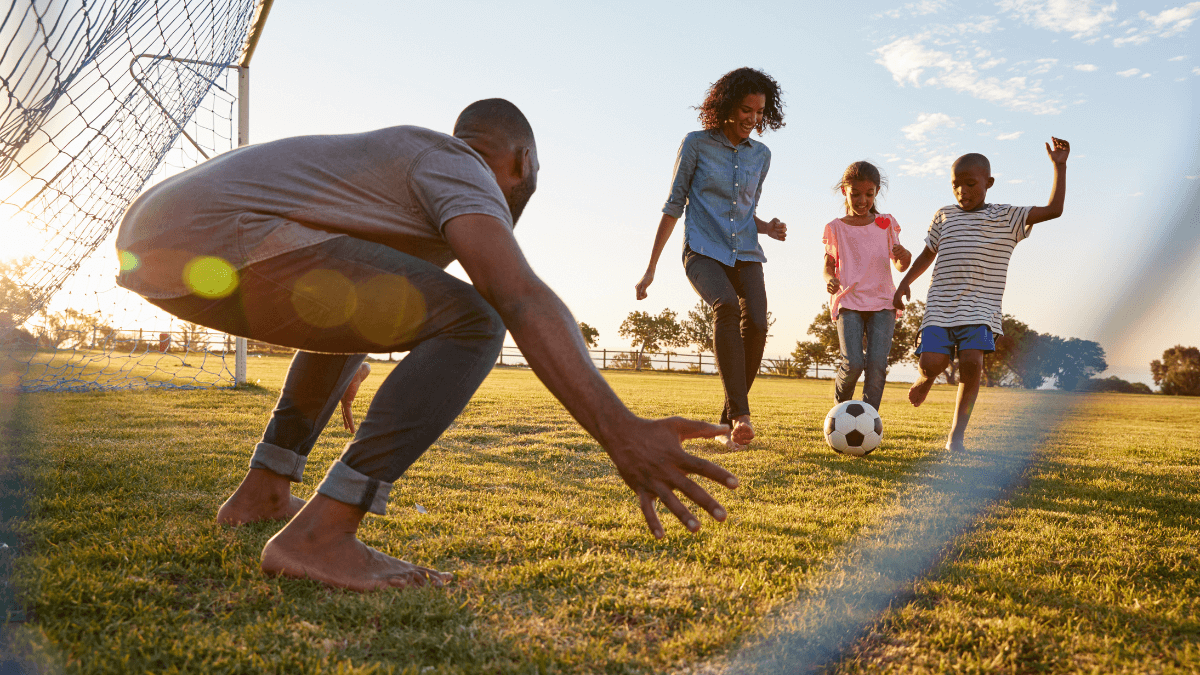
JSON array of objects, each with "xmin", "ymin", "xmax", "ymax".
[{"xmin": 605, "ymin": 416, "xmax": 739, "ymax": 539}]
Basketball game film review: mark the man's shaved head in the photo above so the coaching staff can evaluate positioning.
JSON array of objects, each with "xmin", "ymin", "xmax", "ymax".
[
  {"xmin": 952, "ymin": 153, "xmax": 991, "ymax": 176},
  {"xmin": 453, "ymin": 98, "xmax": 534, "ymax": 147}
]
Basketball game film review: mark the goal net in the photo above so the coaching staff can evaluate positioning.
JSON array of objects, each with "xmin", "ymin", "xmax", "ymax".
[{"xmin": 1, "ymin": 0, "xmax": 273, "ymax": 391}]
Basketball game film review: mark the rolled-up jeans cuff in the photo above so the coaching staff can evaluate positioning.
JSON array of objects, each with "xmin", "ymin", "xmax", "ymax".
[
  {"xmin": 249, "ymin": 442, "xmax": 308, "ymax": 482},
  {"xmin": 316, "ymin": 460, "xmax": 393, "ymax": 515}
]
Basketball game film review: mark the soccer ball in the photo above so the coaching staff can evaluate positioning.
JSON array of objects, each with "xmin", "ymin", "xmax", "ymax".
[{"xmin": 823, "ymin": 401, "xmax": 883, "ymax": 456}]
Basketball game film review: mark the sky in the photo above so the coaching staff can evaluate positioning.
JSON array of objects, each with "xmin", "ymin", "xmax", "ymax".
[{"xmin": 15, "ymin": 0, "xmax": 1200, "ymax": 385}]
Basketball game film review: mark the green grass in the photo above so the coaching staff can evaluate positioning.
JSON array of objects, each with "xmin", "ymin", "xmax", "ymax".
[{"xmin": 1, "ymin": 358, "xmax": 1197, "ymax": 673}]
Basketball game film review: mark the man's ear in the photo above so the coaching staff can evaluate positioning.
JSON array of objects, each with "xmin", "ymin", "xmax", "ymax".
[{"xmin": 513, "ymin": 146, "xmax": 532, "ymax": 180}]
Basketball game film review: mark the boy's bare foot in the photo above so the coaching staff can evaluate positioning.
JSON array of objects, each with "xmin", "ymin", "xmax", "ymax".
[
  {"xmin": 217, "ymin": 468, "xmax": 306, "ymax": 526},
  {"xmin": 260, "ymin": 495, "xmax": 451, "ymax": 592},
  {"xmin": 341, "ymin": 362, "xmax": 372, "ymax": 433},
  {"xmin": 945, "ymin": 439, "xmax": 966, "ymax": 452},
  {"xmin": 908, "ymin": 375, "xmax": 935, "ymax": 407},
  {"xmin": 731, "ymin": 415, "xmax": 755, "ymax": 445}
]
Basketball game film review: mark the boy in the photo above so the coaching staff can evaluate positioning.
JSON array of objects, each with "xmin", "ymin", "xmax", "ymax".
[{"xmin": 893, "ymin": 137, "xmax": 1070, "ymax": 451}]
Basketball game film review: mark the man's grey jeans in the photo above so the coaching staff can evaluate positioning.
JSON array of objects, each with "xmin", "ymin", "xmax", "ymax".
[{"xmin": 151, "ymin": 236, "xmax": 504, "ymax": 514}]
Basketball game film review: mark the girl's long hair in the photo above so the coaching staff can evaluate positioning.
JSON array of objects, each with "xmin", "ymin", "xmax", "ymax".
[{"xmin": 833, "ymin": 161, "xmax": 887, "ymax": 215}]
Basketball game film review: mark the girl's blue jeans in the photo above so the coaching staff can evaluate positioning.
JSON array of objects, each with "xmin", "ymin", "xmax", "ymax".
[
  {"xmin": 834, "ymin": 309, "xmax": 896, "ymax": 412},
  {"xmin": 149, "ymin": 236, "xmax": 505, "ymax": 515}
]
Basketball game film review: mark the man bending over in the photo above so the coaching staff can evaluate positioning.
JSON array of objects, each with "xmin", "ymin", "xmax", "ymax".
[{"xmin": 115, "ymin": 99, "xmax": 737, "ymax": 592}]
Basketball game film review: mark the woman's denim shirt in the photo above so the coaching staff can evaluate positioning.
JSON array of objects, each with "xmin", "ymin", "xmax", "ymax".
[{"xmin": 662, "ymin": 128, "xmax": 771, "ymax": 266}]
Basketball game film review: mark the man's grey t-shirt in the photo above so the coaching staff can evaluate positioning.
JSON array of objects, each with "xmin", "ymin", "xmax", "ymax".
[{"xmin": 115, "ymin": 126, "xmax": 513, "ymax": 299}]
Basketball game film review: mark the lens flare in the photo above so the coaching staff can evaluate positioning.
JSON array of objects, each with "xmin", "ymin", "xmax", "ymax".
[
  {"xmin": 182, "ymin": 256, "xmax": 238, "ymax": 299},
  {"xmin": 291, "ymin": 269, "xmax": 357, "ymax": 328},
  {"xmin": 352, "ymin": 273, "xmax": 427, "ymax": 347},
  {"xmin": 118, "ymin": 250, "xmax": 140, "ymax": 272}
]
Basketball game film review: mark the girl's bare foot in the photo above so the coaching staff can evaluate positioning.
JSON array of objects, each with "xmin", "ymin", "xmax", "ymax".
[
  {"xmin": 217, "ymin": 468, "xmax": 306, "ymax": 526},
  {"xmin": 341, "ymin": 362, "xmax": 372, "ymax": 433},
  {"xmin": 260, "ymin": 495, "xmax": 451, "ymax": 592},
  {"xmin": 731, "ymin": 416, "xmax": 755, "ymax": 445}
]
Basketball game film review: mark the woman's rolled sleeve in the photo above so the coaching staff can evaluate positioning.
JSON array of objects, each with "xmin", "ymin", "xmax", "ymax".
[{"xmin": 662, "ymin": 135, "xmax": 698, "ymax": 218}]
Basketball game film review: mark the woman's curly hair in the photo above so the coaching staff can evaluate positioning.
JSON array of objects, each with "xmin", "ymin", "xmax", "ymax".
[{"xmin": 695, "ymin": 67, "xmax": 785, "ymax": 134}]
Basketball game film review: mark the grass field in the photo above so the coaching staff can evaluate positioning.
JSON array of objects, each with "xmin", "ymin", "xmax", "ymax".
[{"xmin": 1, "ymin": 357, "xmax": 1197, "ymax": 673}]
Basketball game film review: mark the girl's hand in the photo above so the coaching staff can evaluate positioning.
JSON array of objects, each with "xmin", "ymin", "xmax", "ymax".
[
  {"xmin": 635, "ymin": 270, "xmax": 655, "ymax": 300},
  {"xmin": 826, "ymin": 276, "xmax": 841, "ymax": 295},
  {"xmin": 759, "ymin": 218, "xmax": 787, "ymax": 241},
  {"xmin": 892, "ymin": 244, "xmax": 912, "ymax": 268}
]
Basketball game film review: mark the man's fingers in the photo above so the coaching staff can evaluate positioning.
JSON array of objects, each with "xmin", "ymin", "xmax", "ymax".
[
  {"xmin": 676, "ymin": 451, "xmax": 740, "ymax": 491},
  {"xmin": 656, "ymin": 489, "xmax": 701, "ymax": 533},
  {"xmin": 639, "ymin": 492, "xmax": 664, "ymax": 539},
  {"xmin": 671, "ymin": 475, "xmax": 728, "ymax": 522},
  {"xmin": 667, "ymin": 416, "xmax": 730, "ymax": 440}
]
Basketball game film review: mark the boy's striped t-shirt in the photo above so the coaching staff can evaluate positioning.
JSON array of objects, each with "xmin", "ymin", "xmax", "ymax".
[{"xmin": 921, "ymin": 203, "xmax": 1032, "ymax": 334}]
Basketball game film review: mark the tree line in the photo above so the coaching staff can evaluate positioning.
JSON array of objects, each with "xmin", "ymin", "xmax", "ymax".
[{"xmin": 588, "ymin": 297, "xmax": 1199, "ymax": 395}]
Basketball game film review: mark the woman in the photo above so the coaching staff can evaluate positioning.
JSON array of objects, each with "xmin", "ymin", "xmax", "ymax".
[{"xmin": 635, "ymin": 67, "xmax": 787, "ymax": 450}]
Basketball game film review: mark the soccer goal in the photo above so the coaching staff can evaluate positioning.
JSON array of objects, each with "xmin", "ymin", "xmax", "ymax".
[{"xmin": 1, "ymin": 0, "xmax": 274, "ymax": 392}]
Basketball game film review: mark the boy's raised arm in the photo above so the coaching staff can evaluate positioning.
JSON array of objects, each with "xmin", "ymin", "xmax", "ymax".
[
  {"xmin": 1027, "ymin": 137, "xmax": 1069, "ymax": 226},
  {"xmin": 893, "ymin": 246, "xmax": 936, "ymax": 310}
]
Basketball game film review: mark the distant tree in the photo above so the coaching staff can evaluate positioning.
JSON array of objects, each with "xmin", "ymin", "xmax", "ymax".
[
  {"xmin": 180, "ymin": 322, "xmax": 207, "ymax": 352},
  {"xmin": 790, "ymin": 340, "xmax": 824, "ymax": 378},
  {"xmin": 578, "ymin": 322, "xmax": 600, "ymax": 348},
  {"xmin": 618, "ymin": 309, "xmax": 686, "ymax": 371},
  {"xmin": 1047, "ymin": 337, "xmax": 1107, "ymax": 391},
  {"xmin": 1150, "ymin": 345, "xmax": 1200, "ymax": 396},
  {"xmin": 36, "ymin": 307, "xmax": 97, "ymax": 349},
  {"xmin": 680, "ymin": 301, "xmax": 714, "ymax": 353},
  {"xmin": 1080, "ymin": 376, "xmax": 1154, "ymax": 395},
  {"xmin": 805, "ymin": 304, "xmax": 841, "ymax": 367},
  {"xmin": 889, "ymin": 300, "xmax": 924, "ymax": 368},
  {"xmin": 0, "ymin": 257, "xmax": 36, "ymax": 332}
]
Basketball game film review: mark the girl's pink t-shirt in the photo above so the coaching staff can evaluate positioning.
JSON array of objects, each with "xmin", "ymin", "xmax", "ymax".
[{"xmin": 823, "ymin": 214, "xmax": 902, "ymax": 320}]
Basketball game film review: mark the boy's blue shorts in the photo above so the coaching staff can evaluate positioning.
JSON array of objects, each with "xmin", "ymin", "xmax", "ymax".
[{"xmin": 915, "ymin": 324, "xmax": 995, "ymax": 357}]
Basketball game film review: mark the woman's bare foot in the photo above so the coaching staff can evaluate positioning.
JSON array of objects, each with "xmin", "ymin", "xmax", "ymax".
[
  {"xmin": 260, "ymin": 495, "xmax": 451, "ymax": 592},
  {"xmin": 731, "ymin": 415, "xmax": 755, "ymax": 445},
  {"xmin": 341, "ymin": 362, "xmax": 372, "ymax": 433},
  {"xmin": 714, "ymin": 433, "xmax": 746, "ymax": 452},
  {"xmin": 217, "ymin": 468, "xmax": 306, "ymax": 526},
  {"xmin": 908, "ymin": 374, "xmax": 935, "ymax": 407}
]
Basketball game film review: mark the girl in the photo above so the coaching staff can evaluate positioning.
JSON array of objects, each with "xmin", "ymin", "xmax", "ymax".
[
  {"xmin": 635, "ymin": 67, "xmax": 787, "ymax": 450},
  {"xmin": 823, "ymin": 161, "xmax": 912, "ymax": 413}
]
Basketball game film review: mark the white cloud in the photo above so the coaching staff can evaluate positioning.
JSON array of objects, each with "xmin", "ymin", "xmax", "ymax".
[
  {"xmin": 976, "ymin": 118, "xmax": 992, "ymax": 124},
  {"xmin": 1074, "ymin": 63, "xmax": 1099, "ymax": 71},
  {"xmin": 1008, "ymin": 179, "xmax": 1026, "ymax": 183},
  {"xmin": 996, "ymin": 131, "xmax": 1024, "ymax": 140},
  {"xmin": 898, "ymin": 153, "xmax": 959, "ymax": 177},
  {"xmin": 1187, "ymin": 175, "xmax": 1199, "ymax": 179},
  {"xmin": 1029, "ymin": 58, "xmax": 1058, "ymax": 74},
  {"xmin": 1114, "ymin": 2, "xmax": 1200, "ymax": 45},
  {"xmin": 998, "ymin": 0, "xmax": 1118, "ymax": 38},
  {"xmin": 1130, "ymin": 192, "xmax": 1144, "ymax": 197},
  {"xmin": 1194, "ymin": 66, "xmax": 1200, "ymax": 74},
  {"xmin": 879, "ymin": 0, "xmax": 950, "ymax": 17},
  {"xmin": 902, "ymin": 112, "xmax": 960, "ymax": 141},
  {"xmin": 1169, "ymin": 55, "xmax": 1188, "ymax": 61},
  {"xmin": 1116, "ymin": 68, "xmax": 1141, "ymax": 76},
  {"xmin": 875, "ymin": 35, "xmax": 1064, "ymax": 113},
  {"xmin": 1141, "ymin": 72, "xmax": 1153, "ymax": 77}
]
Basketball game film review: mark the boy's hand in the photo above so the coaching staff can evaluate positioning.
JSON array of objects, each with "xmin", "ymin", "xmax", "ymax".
[
  {"xmin": 893, "ymin": 282, "xmax": 910, "ymax": 310},
  {"xmin": 826, "ymin": 276, "xmax": 841, "ymax": 294},
  {"xmin": 892, "ymin": 244, "xmax": 912, "ymax": 268},
  {"xmin": 1046, "ymin": 137, "xmax": 1070, "ymax": 165}
]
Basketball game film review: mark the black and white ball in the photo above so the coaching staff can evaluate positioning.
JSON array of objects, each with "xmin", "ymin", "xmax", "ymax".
[{"xmin": 823, "ymin": 401, "xmax": 883, "ymax": 456}]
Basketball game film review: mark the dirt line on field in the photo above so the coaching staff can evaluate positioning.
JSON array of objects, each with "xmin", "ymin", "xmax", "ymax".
[{"xmin": 711, "ymin": 394, "xmax": 1077, "ymax": 675}]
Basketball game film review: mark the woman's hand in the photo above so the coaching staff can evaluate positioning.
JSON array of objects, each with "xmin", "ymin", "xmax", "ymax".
[
  {"xmin": 826, "ymin": 275, "xmax": 841, "ymax": 295},
  {"xmin": 635, "ymin": 269, "xmax": 655, "ymax": 300},
  {"xmin": 758, "ymin": 217, "xmax": 787, "ymax": 241}
]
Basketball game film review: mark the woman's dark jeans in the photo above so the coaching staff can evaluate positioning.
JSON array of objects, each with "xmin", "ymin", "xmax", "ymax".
[
  {"xmin": 683, "ymin": 248, "xmax": 768, "ymax": 426},
  {"xmin": 151, "ymin": 236, "xmax": 504, "ymax": 514}
]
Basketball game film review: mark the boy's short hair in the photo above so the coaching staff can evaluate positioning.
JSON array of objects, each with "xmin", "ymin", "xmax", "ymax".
[{"xmin": 952, "ymin": 153, "xmax": 991, "ymax": 175}]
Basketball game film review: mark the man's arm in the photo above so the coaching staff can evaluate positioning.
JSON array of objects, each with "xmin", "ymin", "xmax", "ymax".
[
  {"xmin": 1027, "ymin": 137, "xmax": 1069, "ymax": 226},
  {"xmin": 444, "ymin": 214, "xmax": 738, "ymax": 538},
  {"xmin": 893, "ymin": 246, "xmax": 936, "ymax": 309}
]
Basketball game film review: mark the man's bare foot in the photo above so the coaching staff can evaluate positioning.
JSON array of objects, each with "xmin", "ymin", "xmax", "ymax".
[
  {"xmin": 908, "ymin": 375, "xmax": 935, "ymax": 407},
  {"xmin": 260, "ymin": 495, "xmax": 451, "ymax": 592},
  {"xmin": 217, "ymin": 468, "xmax": 306, "ymax": 526},
  {"xmin": 731, "ymin": 415, "xmax": 755, "ymax": 445},
  {"xmin": 341, "ymin": 362, "xmax": 372, "ymax": 433}
]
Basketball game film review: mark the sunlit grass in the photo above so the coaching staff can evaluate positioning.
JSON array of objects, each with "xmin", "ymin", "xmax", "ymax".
[{"xmin": 2, "ymin": 358, "xmax": 1197, "ymax": 673}]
